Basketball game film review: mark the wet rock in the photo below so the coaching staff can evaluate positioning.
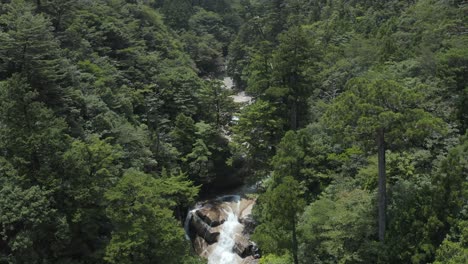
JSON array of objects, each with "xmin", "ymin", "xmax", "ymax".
[
  {"xmin": 240, "ymin": 215, "xmax": 257, "ymax": 236},
  {"xmin": 196, "ymin": 205, "xmax": 227, "ymax": 227},
  {"xmin": 238, "ymin": 199, "xmax": 255, "ymax": 219},
  {"xmin": 190, "ymin": 213, "xmax": 220, "ymax": 244},
  {"xmin": 187, "ymin": 197, "xmax": 260, "ymax": 262},
  {"xmin": 233, "ymin": 235, "xmax": 256, "ymax": 258},
  {"xmin": 193, "ymin": 236, "xmax": 210, "ymax": 257}
]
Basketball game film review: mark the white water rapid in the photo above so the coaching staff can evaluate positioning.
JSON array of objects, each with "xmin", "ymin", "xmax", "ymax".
[
  {"xmin": 185, "ymin": 195, "xmax": 258, "ymax": 264},
  {"xmin": 208, "ymin": 205, "xmax": 242, "ymax": 264}
]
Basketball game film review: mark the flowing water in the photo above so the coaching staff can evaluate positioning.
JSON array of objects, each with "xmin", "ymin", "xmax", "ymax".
[
  {"xmin": 208, "ymin": 205, "xmax": 242, "ymax": 264},
  {"xmin": 184, "ymin": 205, "xmax": 201, "ymax": 240},
  {"xmin": 185, "ymin": 195, "xmax": 257, "ymax": 264}
]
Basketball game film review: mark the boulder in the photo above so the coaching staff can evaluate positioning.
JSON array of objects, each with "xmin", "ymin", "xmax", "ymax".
[
  {"xmin": 233, "ymin": 235, "xmax": 256, "ymax": 258},
  {"xmin": 193, "ymin": 236, "xmax": 209, "ymax": 257},
  {"xmin": 240, "ymin": 215, "xmax": 257, "ymax": 236},
  {"xmin": 188, "ymin": 197, "xmax": 261, "ymax": 261},
  {"xmin": 238, "ymin": 198, "xmax": 255, "ymax": 219},
  {"xmin": 190, "ymin": 213, "xmax": 220, "ymax": 244},
  {"xmin": 196, "ymin": 205, "xmax": 227, "ymax": 227}
]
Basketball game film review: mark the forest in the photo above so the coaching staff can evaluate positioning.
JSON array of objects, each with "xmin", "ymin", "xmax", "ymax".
[{"xmin": 0, "ymin": 0, "xmax": 466, "ymax": 264}]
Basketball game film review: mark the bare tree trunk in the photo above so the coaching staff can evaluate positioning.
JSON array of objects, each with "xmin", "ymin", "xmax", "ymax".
[{"xmin": 377, "ymin": 128, "xmax": 386, "ymax": 241}]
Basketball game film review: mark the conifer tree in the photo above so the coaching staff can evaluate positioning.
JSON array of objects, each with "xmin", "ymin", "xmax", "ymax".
[{"xmin": 324, "ymin": 78, "xmax": 445, "ymax": 241}]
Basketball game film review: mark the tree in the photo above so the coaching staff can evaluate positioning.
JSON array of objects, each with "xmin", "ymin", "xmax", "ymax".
[
  {"xmin": 0, "ymin": 0, "xmax": 68, "ymax": 107},
  {"xmin": 198, "ymin": 79, "xmax": 237, "ymax": 128},
  {"xmin": 246, "ymin": 26, "xmax": 318, "ymax": 130},
  {"xmin": 104, "ymin": 169, "xmax": 197, "ymax": 264},
  {"xmin": 433, "ymin": 218, "xmax": 468, "ymax": 264},
  {"xmin": 270, "ymin": 26, "xmax": 318, "ymax": 130},
  {"xmin": 232, "ymin": 100, "xmax": 284, "ymax": 175},
  {"xmin": 170, "ymin": 113, "xmax": 197, "ymax": 157},
  {"xmin": 270, "ymin": 125, "xmax": 333, "ymax": 199},
  {"xmin": 383, "ymin": 134, "xmax": 467, "ymax": 263},
  {"xmin": 259, "ymin": 253, "xmax": 294, "ymax": 264},
  {"xmin": 298, "ymin": 180, "xmax": 378, "ymax": 264},
  {"xmin": 0, "ymin": 74, "xmax": 68, "ymax": 185},
  {"xmin": 429, "ymin": 133, "xmax": 468, "ymax": 263},
  {"xmin": 246, "ymin": 40, "xmax": 274, "ymax": 97},
  {"xmin": 0, "ymin": 158, "xmax": 64, "ymax": 263},
  {"xmin": 323, "ymin": 78, "xmax": 446, "ymax": 241},
  {"xmin": 39, "ymin": 0, "xmax": 79, "ymax": 33},
  {"xmin": 252, "ymin": 176, "xmax": 305, "ymax": 264},
  {"xmin": 384, "ymin": 173, "xmax": 438, "ymax": 263},
  {"xmin": 61, "ymin": 136, "xmax": 123, "ymax": 258},
  {"xmin": 184, "ymin": 121, "xmax": 231, "ymax": 186},
  {"xmin": 158, "ymin": 169, "xmax": 200, "ymax": 222},
  {"xmin": 181, "ymin": 31, "xmax": 223, "ymax": 76},
  {"xmin": 156, "ymin": 64, "xmax": 202, "ymax": 121},
  {"xmin": 251, "ymin": 0, "xmax": 287, "ymax": 40},
  {"xmin": 433, "ymin": 133, "xmax": 468, "ymax": 229},
  {"xmin": 185, "ymin": 138, "xmax": 214, "ymax": 185},
  {"xmin": 188, "ymin": 6, "xmax": 231, "ymax": 47},
  {"xmin": 161, "ymin": 0, "xmax": 193, "ymax": 29}
]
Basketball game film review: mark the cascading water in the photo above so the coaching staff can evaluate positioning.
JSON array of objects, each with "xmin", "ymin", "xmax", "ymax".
[
  {"xmin": 208, "ymin": 205, "xmax": 242, "ymax": 264},
  {"xmin": 184, "ymin": 207, "xmax": 198, "ymax": 240},
  {"xmin": 185, "ymin": 195, "xmax": 259, "ymax": 264}
]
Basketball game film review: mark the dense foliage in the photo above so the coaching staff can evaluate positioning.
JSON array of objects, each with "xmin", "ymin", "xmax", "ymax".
[
  {"xmin": 0, "ymin": 0, "xmax": 242, "ymax": 263},
  {"xmin": 0, "ymin": 0, "xmax": 466, "ymax": 263},
  {"xmin": 229, "ymin": 1, "xmax": 467, "ymax": 263}
]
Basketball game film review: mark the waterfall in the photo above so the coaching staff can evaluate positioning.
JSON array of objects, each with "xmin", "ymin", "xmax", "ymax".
[
  {"xmin": 184, "ymin": 209, "xmax": 194, "ymax": 240},
  {"xmin": 185, "ymin": 195, "xmax": 258, "ymax": 263},
  {"xmin": 208, "ymin": 204, "xmax": 242, "ymax": 264},
  {"xmin": 184, "ymin": 204, "xmax": 202, "ymax": 240}
]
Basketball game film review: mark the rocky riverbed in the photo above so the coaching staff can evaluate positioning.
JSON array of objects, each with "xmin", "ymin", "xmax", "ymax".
[
  {"xmin": 223, "ymin": 77, "xmax": 252, "ymax": 104},
  {"xmin": 185, "ymin": 195, "xmax": 259, "ymax": 264}
]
